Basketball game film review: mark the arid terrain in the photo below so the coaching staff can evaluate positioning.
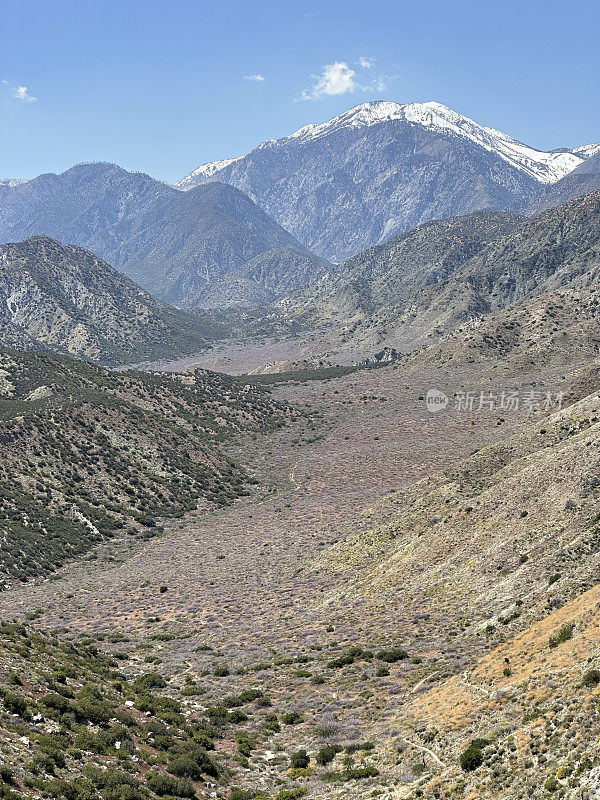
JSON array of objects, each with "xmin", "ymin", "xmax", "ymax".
[{"xmin": 2, "ymin": 339, "xmax": 595, "ymax": 799}]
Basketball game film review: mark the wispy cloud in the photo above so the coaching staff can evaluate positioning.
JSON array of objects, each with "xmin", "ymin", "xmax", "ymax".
[
  {"xmin": 300, "ymin": 61, "xmax": 357, "ymax": 101},
  {"xmin": 243, "ymin": 73, "xmax": 265, "ymax": 82},
  {"xmin": 2, "ymin": 79, "xmax": 37, "ymax": 103},
  {"xmin": 13, "ymin": 85, "xmax": 37, "ymax": 102},
  {"xmin": 367, "ymin": 75, "xmax": 387, "ymax": 92},
  {"xmin": 358, "ymin": 56, "xmax": 375, "ymax": 69}
]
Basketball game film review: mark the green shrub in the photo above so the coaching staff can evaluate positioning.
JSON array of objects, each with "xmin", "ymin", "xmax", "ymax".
[
  {"xmin": 290, "ymin": 750, "xmax": 310, "ymax": 769},
  {"xmin": 236, "ymin": 731, "xmax": 255, "ymax": 757},
  {"xmin": 281, "ymin": 711, "xmax": 303, "ymax": 725},
  {"xmin": 133, "ymin": 672, "xmax": 167, "ymax": 691},
  {"xmin": 549, "ymin": 623, "xmax": 574, "ymax": 649},
  {"xmin": 228, "ymin": 710, "xmax": 248, "ymax": 724},
  {"xmin": 275, "ymin": 790, "xmax": 307, "ymax": 800},
  {"xmin": 344, "ymin": 766, "xmax": 378, "ymax": 779},
  {"xmin": 168, "ymin": 747, "xmax": 217, "ymax": 780},
  {"xmin": 0, "ymin": 766, "xmax": 14, "ymax": 784},
  {"xmin": 375, "ymin": 647, "xmax": 408, "ymax": 663},
  {"xmin": 146, "ymin": 772, "xmax": 195, "ymax": 798},
  {"xmin": 581, "ymin": 668, "xmax": 600, "ymax": 687},
  {"xmin": 459, "ymin": 739, "xmax": 488, "ymax": 772},
  {"xmin": 316, "ymin": 745, "xmax": 343, "ymax": 765},
  {"xmin": 1, "ymin": 691, "xmax": 29, "ymax": 718},
  {"xmin": 40, "ymin": 692, "xmax": 71, "ymax": 714},
  {"xmin": 327, "ymin": 646, "xmax": 370, "ymax": 669}
]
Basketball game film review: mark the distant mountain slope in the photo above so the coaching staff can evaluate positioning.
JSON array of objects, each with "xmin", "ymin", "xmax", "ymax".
[
  {"xmin": 190, "ymin": 247, "xmax": 330, "ymax": 309},
  {"xmin": 529, "ymin": 151, "xmax": 600, "ymax": 213},
  {"xmin": 0, "ymin": 236, "xmax": 221, "ymax": 364},
  {"xmin": 0, "ymin": 163, "xmax": 326, "ymax": 308},
  {"xmin": 291, "ymin": 209, "xmax": 522, "ymax": 319},
  {"xmin": 288, "ymin": 191, "xmax": 600, "ymax": 350},
  {"xmin": 177, "ymin": 101, "xmax": 598, "ymax": 261},
  {"xmin": 460, "ymin": 189, "xmax": 600, "ymax": 306}
]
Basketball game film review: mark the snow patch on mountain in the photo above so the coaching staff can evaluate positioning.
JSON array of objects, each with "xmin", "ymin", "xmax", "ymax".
[
  {"xmin": 177, "ymin": 100, "xmax": 599, "ymax": 188},
  {"xmin": 176, "ymin": 158, "xmax": 241, "ymax": 189},
  {"xmin": 572, "ymin": 142, "xmax": 600, "ymax": 159},
  {"xmin": 0, "ymin": 179, "xmax": 27, "ymax": 188}
]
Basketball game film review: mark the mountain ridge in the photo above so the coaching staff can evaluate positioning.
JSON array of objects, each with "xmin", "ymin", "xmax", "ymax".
[
  {"xmin": 0, "ymin": 163, "xmax": 328, "ymax": 309},
  {"xmin": 175, "ymin": 101, "xmax": 599, "ymax": 262},
  {"xmin": 0, "ymin": 235, "xmax": 221, "ymax": 364},
  {"xmin": 179, "ymin": 100, "xmax": 598, "ymax": 189}
]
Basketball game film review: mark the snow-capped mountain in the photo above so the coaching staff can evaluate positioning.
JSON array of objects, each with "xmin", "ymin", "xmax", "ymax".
[
  {"xmin": 183, "ymin": 101, "xmax": 592, "ymax": 185},
  {"xmin": 176, "ymin": 101, "xmax": 599, "ymax": 261}
]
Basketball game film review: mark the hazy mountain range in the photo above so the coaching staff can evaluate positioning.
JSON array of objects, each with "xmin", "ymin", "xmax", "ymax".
[
  {"xmin": 0, "ymin": 100, "xmax": 597, "ymax": 317},
  {"xmin": 0, "ymin": 163, "xmax": 328, "ymax": 309},
  {"xmin": 0, "ymin": 99, "xmax": 598, "ymax": 364}
]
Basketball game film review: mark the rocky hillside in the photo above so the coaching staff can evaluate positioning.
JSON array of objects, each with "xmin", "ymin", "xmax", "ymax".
[
  {"xmin": 287, "ymin": 190, "xmax": 600, "ymax": 351},
  {"xmin": 530, "ymin": 150, "xmax": 600, "ymax": 214},
  {"xmin": 0, "ymin": 237, "xmax": 225, "ymax": 364},
  {"xmin": 177, "ymin": 101, "xmax": 597, "ymax": 262},
  {"xmin": 289, "ymin": 209, "xmax": 522, "ymax": 319},
  {"xmin": 318, "ymin": 381, "xmax": 600, "ymax": 798},
  {"xmin": 0, "ymin": 164, "xmax": 327, "ymax": 308},
  {"xmin": 405, "ymin": 287, "xmax": 600, "ymax": 371},
  {"xmin": 0, "ymin": 348, "xmax": 295, "ymax": 584}
]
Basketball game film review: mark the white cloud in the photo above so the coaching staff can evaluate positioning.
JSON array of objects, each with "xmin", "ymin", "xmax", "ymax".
[
  {"xmin": 12, "ymin": 85, "xmax": 37, "ymax": 102},
  {"xmin": 243, "ymin": 73, "xmax": 265, "ymax": 82},
  {"xmin": 2, "ymin": 80, "xmax": 37, "ymax": 103},
  {"xmin": 300, "ymin": 61, "xmax": 357, "ymax": 101},
  {"xmin": 358, "ymin": 56, "xmax": 375, "ymax": 69}
]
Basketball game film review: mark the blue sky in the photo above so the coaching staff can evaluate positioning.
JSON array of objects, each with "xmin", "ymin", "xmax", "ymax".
[{"xmin": 1, "ymin": 0, "xmax": 599, "ymax": 183}]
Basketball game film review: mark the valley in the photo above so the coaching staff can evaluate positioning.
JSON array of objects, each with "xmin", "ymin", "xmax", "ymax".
[
  {"xmin": 1, "ymin": 344, "xmax": 596, "ymax": 799},
  {"xmin": 1, "ymin": 71, "xmax": 599, "ymax": 800}
]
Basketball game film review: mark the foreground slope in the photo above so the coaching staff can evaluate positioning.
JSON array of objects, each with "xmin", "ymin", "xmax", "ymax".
[
  {"xmin": 0, "ymin": 236, "xmax": 223, "ymax": 364},
  {"xmin": 2, "ymin": 352, "xmax": 600, "ymax": 798},
  {"xmin": 0, "ymin": 164, "xmax": 326, "ymax": 308}
]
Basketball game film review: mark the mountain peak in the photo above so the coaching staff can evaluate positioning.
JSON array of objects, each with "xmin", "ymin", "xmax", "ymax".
[
  {"xmin": 279, "ymin": 100, "xmax": 591, "ymax": 184},
  {"xmin": 178, "ymin": 100, "xmax": 598, "ymax": 190}
]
